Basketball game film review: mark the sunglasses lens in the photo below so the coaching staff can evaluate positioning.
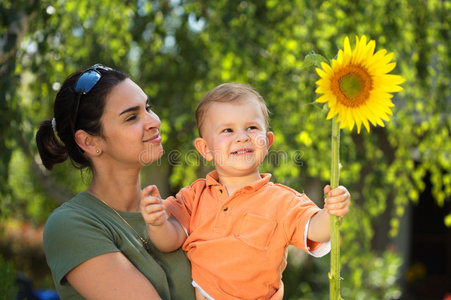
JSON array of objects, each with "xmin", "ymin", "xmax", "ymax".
[{"xmin": 74, "ymin": 70, "xmax": 101, "ymax": 94}]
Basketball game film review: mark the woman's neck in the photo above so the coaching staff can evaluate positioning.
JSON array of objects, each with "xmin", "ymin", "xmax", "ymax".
[{"xmin": 88, "ymin": 165, "xmax": 142, "ymax": 212}]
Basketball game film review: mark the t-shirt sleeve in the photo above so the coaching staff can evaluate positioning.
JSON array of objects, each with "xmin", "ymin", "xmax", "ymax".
[
  {"xmin": 43, "ymin": 209, "xmax": 119, "ymax": 286},
  {"xmin": 164, "ymin": 186, "xmax": 195, "ymax": 232},
  {"xmin": 282, "ymin": 193, "xmax": 324, "ymax": 253}
]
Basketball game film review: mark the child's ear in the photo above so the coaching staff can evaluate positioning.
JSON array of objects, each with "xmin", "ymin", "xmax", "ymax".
[
  {"xmin": 194, "ymin": 137, "xmax": 213, "ymax": 161},
  {"xmin": 74, "ymin": 130, "xmax": 102, "ymax": 156},
  {"xmin": 266, "ymin": 131, "xmax": 274, "ymax": 149}
]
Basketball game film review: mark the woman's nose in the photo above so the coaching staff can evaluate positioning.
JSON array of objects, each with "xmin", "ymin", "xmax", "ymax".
[{"xmin": 144, "ymin": 111, "xmax": 161, "ymax": 130}]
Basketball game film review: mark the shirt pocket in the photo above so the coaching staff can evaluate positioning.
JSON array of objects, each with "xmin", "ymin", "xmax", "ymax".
[{"xmin": 236, "ymin": 213, "xmax": 277, "ymax": 250}]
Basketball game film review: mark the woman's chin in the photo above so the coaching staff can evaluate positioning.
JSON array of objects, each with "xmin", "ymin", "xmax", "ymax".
[{"xmin": 139, "ymin": 145, "xmax": 164, "ymax": 165}]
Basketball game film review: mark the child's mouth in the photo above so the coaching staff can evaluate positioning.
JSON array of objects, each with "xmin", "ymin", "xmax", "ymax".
[{"xmin": 231, "ymin": 149, "xmax": 253, "ymax": 155}]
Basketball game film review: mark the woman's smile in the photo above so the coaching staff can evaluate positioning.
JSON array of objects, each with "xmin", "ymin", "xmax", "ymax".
[{"xmin": 144, "ymin": 131, "xmax": 162, "ymax": 143}]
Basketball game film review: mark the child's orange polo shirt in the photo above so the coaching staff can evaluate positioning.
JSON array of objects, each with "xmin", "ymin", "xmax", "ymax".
[{"xmin": 165, "ymin": 171, "xmax": 330, "ymax": 300}]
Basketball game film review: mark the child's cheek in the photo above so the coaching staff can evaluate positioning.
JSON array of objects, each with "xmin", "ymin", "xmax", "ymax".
[
  {"xmin": 214, "ymin": 136, "xmax": 229, "ymax": 149},
  {"xmin": 254, "ymin": 133, "xmax": 268, "ymax": 148}
]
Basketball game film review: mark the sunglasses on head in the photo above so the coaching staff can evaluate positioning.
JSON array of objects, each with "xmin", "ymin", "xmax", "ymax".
[{"xmin": 71, "ymin": 64, "xmax": 112, "ymax": 133}]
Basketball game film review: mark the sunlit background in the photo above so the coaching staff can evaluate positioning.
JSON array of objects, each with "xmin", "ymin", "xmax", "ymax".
[{"xmin": 1, "ymin": 0, "xmax": 450, "ymax": 299}]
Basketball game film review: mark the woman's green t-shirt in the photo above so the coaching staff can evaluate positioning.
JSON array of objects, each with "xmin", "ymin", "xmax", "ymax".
[{"xmin": 43, "ymin": 191, "xmax": 194, "ymax": 300}]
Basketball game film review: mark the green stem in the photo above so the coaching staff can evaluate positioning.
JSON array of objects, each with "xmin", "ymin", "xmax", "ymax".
[{"xmin": 329, "ymin": 117, "xmax": 342, "ymax": 300}]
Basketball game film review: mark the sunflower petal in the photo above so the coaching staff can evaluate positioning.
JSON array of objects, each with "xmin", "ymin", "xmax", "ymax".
[
  {"xmin": 316, "ymin": 95, "xmax": 329, "ymax": 103},
  {"xmin": 344, "ymin": 36, "xmax": 351, "ymax": 52},
  {"xmin": 320, "ymin": 62, "xmax": 332, "ymax": 74},
  {"xmin": 375, "ymin": 62, "xmax": 397, "ymax": 74}
]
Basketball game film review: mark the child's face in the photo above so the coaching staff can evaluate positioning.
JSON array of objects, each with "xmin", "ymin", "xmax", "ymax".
[{"xmin": 195, "ymin": 96, "xmax": 273, "ymax": 178}]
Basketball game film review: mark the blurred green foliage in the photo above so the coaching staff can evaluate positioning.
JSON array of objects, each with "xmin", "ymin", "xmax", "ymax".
[
  {"xmin": 1, "ymin": 0, "xmax": 450, "ymax": 298},
  {"xmin": 0, "ymin": 255, "xmax": 18, "ymax": 300}
]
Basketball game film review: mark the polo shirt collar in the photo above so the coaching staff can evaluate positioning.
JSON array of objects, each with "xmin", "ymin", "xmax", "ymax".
[{"xmin": 205, "ymin": 170, "xmax": 272, "ymax": 192}]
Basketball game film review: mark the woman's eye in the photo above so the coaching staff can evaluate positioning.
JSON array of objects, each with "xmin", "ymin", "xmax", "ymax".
[
  {"xmin": 125, "ymin": 115, "xmax": 137, "ymax": 122},
  {"xmin": 146, "ymin": 105, "xmax": 152, "ymax": 112}
]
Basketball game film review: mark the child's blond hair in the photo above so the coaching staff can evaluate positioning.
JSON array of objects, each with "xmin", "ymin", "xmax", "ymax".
[{"xmin": 195, "ymin": 83, "xmax": 269, "ymax": 136}]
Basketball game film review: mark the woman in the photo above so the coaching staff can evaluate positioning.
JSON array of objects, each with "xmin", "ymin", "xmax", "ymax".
[{"xmin": 36, "ymin": 64, "xmax": 195, "ymax": 300}]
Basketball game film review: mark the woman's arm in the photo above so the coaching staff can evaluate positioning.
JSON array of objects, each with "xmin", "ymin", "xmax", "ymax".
[{"xmin": 66, "ymin": 252, "xmax": 161, "ymax": 300}]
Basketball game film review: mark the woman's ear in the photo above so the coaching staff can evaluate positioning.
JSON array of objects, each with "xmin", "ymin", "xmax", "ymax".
[
  {"xmin": 74, "ymin": 130, "xmax": 102, "ymax": 156},
  {"xmin": 194, "ymin": 137, "xmax": 213, "ymax": 161}
]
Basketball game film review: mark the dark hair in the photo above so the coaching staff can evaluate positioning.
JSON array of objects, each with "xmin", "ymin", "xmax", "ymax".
[{"xmin": 36, "ymin": 65, "xmax": 129, "ymax": 170}]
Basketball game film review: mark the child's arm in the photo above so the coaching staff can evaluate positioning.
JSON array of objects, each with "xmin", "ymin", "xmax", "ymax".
[
  {"xmin": 307, "ymin": 185, "xmax": 351, "ymax": 242},
  {"xmin": 140, "ymin": 185, "xmax": 187, "ymax": 252}
]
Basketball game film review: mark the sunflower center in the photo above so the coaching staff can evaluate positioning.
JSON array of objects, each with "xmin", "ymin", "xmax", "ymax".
[
  {"xmin": 331, "ymin": 65, "xmax": 372, "ymax": 107},
  {"xmin": 340, "ymin": 73, "xmax": 364, "ymax": 98}
]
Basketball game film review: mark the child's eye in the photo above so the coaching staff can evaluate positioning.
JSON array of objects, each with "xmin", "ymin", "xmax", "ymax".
[
  {"xmin": 247, "ymin": 126, "xmax": 259, "ymax": 130},
  {"xmin": 221, "ymin": 128, "xmax": 233, "ymax": 133},
  {"xmin": 146, "ymin": 105, "xmax": 152, "ymax": 112}
]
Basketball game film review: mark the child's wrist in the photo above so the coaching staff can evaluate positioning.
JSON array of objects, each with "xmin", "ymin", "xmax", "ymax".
[{"xmin": 147, "ymin": 219, "xmax": 168, "ymax": 229}]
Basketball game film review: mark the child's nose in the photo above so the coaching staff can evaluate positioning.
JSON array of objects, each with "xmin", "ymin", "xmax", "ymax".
[{"xmin": 236, "ymin": 130, "xmax": 250, "ymax": 142}]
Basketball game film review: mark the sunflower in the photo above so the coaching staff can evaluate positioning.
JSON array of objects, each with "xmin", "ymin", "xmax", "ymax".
[{"xmin": 315, "ymin": 35, "xmax": 405, "ymax": 133}]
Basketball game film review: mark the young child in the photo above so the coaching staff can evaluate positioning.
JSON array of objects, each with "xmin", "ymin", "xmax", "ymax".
[{"xmin": 140, "ymin": 83, "xmax": 351, "ymax": 300}]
